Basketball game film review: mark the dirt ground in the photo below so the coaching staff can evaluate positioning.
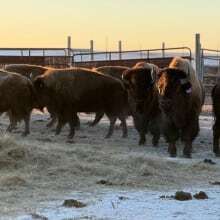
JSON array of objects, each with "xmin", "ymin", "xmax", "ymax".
[{"xmin": 0, "ymin": 108, "xmax": 219, "ymax": 219}]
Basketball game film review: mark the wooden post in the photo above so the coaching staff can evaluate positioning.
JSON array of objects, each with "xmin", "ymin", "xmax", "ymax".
[
  {"xmin": 162, "ymin": 42, "xmax": 165, "ymax": 58},
  {"xmin": 118, "ymin": 40, "xmax": 122, "ymax": 60},
  {"xmin": 67, "ymin": 36, "xmax": 72, "ymax": 67},
  {"xmin": 90, "ymin": 40, "xmax": 94, "ymax": 61},
  {"xmin": 67, "ymin": 36, "xmax": 71, "ymax": 56},
  {"xmin": 195, "ymin": 33, "xmax": 202, "ymax": 81}
]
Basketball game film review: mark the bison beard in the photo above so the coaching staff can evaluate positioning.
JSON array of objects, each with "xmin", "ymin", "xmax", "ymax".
[
  {"xmin": 122, "ymin": 67, "xmax": 161, "ymax": 146},
  {"xmin": 34, "ymin": 68, "xmax": 128, "ymax": 140},
  {"xmin": 156, "ymin": 58, "xmax": 204, "ymax": 158}
]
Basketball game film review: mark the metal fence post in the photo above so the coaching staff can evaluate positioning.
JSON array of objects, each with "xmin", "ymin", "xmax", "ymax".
[
  {"xmin": 90, "ymin": 40, "xmax": 94, "ymax": 61},
  {"xmin": 67, "ymin": 36, "xmax": 72, "ymax": 66},
  {"xmin": 195, "ymin": 33, "xmax": 202, "ymax": 81},
  {"xmin": 118, "ymin": 40, "xmax": 122, "ymax": 60},
  {"xmin": 162, "ymin": 42, "xmax": 165, "ymax": 58}
]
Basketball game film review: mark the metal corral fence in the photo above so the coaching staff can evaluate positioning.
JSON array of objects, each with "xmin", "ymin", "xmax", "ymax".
[
  {"xmin": 0, "ymin": 48, "xmax": 87, "ymax": 68},
  {"xmin": 72, "ymin": 47, "xmax": 192, "ymax": 68},
  {"xmin": 0, "ymin": 46, "xmax": 192, "ymax": 69},
  {"xmin": 200, "ymin": 48, "xmax": 220, "ymax": 106}
]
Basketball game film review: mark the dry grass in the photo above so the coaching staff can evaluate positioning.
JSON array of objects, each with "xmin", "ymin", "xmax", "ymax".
[{"xmin": 0, "ymin": 111, "xmax": 218, "ymax": 218}]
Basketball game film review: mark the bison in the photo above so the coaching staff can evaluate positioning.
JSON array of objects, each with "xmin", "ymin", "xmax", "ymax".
[
  {"xmin": 156, "ymin": 57, "xmax": 204, "ymax": 158},
  {"xmin": 4, "ymin": 64, "xmax": 80, "ymax": 128},
  {"xmin": 33, "ymin": 67, "xmax": 128, "ymax": 139},
  {"xmin": 212, "ymin": 82, "xmax": 220, "ymax": 156},
  {"xmin": 0, "ymin": 69, "xmax": 37, "ymax": 135},
  {"xmin": 89, "ymin": 66, "xmax": 130, "ymax": 126},
  {"xmin": 5, "ymin": 64, "xmax": 51, "ymax": 80},
  {"xmin": 122, "ymin": 63, "xmax": 161, "ymax": 146}
]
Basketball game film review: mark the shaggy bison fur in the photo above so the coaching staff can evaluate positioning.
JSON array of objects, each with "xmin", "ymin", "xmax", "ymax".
[
  {"xmin": 90, "ymin": 66, "xmax": 130, "ymax": 126},
  {"xmin": 4, "ymin": 64, "xmax": 77, "ymax": 128},
  {"xmin": 34, "ymin": 67, "xmax": 128, "ymax": 139},
  {"xmin": 156, "ymin": 57, "xmax": 204, "ymax": 158},
  {"xmin": 122, "ymin": 63, "xmax": 161, "ymax": 146},
  {"xmin": 212, "ymin": 82, "xmax": 220, "ymax": 156},
  {"xmin": 0, "ymin": 69, "xmax": 37, "ymax": 135}
]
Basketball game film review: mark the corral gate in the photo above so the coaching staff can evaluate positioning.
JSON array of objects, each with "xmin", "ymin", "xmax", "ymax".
[{"xmin": 72, "ymin": 47, "xmax": 192, "ymax": 69}]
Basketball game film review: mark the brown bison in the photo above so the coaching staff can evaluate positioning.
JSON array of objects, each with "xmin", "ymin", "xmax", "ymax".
[
  {"xmin": 4, "ymin": 64, "xmax": 78, "ymax": 128},
  {"xmin": 33, "ymin": 67, "xmax": 128, "ymax": 139},
  {"xmin": 0, "ymin": 70, "xmax": 37, "ymax": 135},
  {"xmin": 212, "ymin": 83, "xmax": 220, "ymax": 156},
  {"xmin": 89, "ymin": 66, "xmax": 130, "ymax": 126},
  {"xmin": 156, "ymin": 57, "xmax": 204, "ymax": 158},
  {"xmin": 122, "ymin": 63, "xmax": 161, "ymax": 146},
  {"xmin": 5, "ymin": 64, "xmax": 51, "ymax": 80}
]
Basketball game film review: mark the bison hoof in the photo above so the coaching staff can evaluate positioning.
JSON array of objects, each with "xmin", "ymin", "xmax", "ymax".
[
  {"xmin": 122, "ymin": 133, "xmax": 128, "ymax": 138},
  {"xmin": 138, "ymin": 140, "xmax": 145, "ymax": 145},
  {"xmin": 215, "ymin": 152, "xmax": 220, "ymax": 157},
  {"xmin": 152, "ymin": 140, "xmax": 159, "ymax": 147},
  {"xmin": 169, "ymin": 153, "xmax": 177, "ymax": 158},
  {"xmin": 21, "ymin": 132, "xmax": 29, "ymax": 137},
  {"xmin": 46, "ymin": 122, "xmax": 55, "ymax": 128},
  {"xmin": 183, "ymin": 154, "xmax": 192, "ymax": 159},
  {"xmin": 68, "ymin": 134, "xmax": 74, "ymax": 139}
]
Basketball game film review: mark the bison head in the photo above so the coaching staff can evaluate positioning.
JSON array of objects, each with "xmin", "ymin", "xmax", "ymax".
[
  {"xmin": 122, "ymin": 67, "xmax": 156, "ymax": 113},
  {"xmin": 157, "ymin": 68, "xmax": 192, "ymax": 113}
]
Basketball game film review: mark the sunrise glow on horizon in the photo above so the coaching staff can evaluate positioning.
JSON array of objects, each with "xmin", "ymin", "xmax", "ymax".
[{"xmin": 1, "ymin": 0, "xmax": 220, "ymax": 50}]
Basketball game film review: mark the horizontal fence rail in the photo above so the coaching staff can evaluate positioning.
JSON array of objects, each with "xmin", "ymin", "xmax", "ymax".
[
  {"xmin": 72, "ymin": 47, "xmax": 192, "ymax": 63},
  {"xmin": 0, "ymin": 46, "xmax": 191, "ymax": 68}
]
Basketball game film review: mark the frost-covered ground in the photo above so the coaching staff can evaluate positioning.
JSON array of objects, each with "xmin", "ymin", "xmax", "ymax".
[
  {"xmin": 0, "ymin": 109, "xmax": 219, "ymax": 220},
  {"xmin": 18, "ymin": 187, "xmax": 220, "ymax": 220}
]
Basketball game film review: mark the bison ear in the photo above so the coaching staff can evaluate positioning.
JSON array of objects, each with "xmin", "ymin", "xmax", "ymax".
[{"xmin": 34, "ymin": 77, "xmax": 45, "ymax": 89}]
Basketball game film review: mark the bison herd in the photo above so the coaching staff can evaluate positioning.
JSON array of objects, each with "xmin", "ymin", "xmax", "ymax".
[{"xmin": 1, "ymin": 57, "xmax": 220, "ymax": 158}]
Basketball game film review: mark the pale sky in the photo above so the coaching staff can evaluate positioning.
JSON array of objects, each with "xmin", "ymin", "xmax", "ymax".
[{"xmin": 0, "ymin": 0, "xmax": 220, "ymax": 50}]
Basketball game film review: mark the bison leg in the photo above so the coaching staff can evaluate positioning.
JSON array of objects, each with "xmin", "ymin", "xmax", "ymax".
[
  {"xmin": 132, "ymin": 113, "xmax": 148, "ymax": 145},
  {"xmin": 168, "ymin": 142, "xmax": 177, "ymax": 157},
  {"xmin": 139, "ymin": 131, "xmax": 146, "ymax": 145},
  {"xmin": 73, "ymin": 114, "xmax": 80, "ymax": 130},
  {"xmin": 149, "ymin": 118, "xmax": 161, "ymax": 147},
  {"xmin": 89, "ymin": 112, "xmax": 104, "ymax": 127},
  {"xmin": 105, "ymin": 116, "xmax": 117, "ymax": 138},
  {"xmin": 183, "ymin": 141, "xmax": 192, "ymax": 158},
  {"xmin": 22, "ymin": 113, "xmax": 31, "ymax": 136},
  {"xmin": 55, "ymin": 117, "xmax": 65, "ymax": 135},
  {"xmin": 6, "ymin": 111, "xmax": 17, "ymax": 132},
  {"xmin": 47, "ymin": 114, "xmax": 57, "ymax": 128},
  {"xmin": 68, "ymin": 118, "xmax": 75, "ymax": 139},
  {"xmin": 152, "ymin": 134, "xmax": 160, "ymax": 147},
  {"xmin": 118, "ymin": 115, "xmax": 128, "ymax": 138},
  {"xmin": 213, "ymin": 119, "xmax": 220, "ymax": 156},
  {"xmin": 182, "ymin": 118, "xmax": 199, "ymax": 158}
]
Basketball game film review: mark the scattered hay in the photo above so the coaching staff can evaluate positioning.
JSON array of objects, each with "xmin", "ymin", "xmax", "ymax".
[
  {"xmin": 8, "ymin": 148, "xmax": 26, "ymax": 160},
  {"xmin": 30, "ymin": 213, "xmax": 48, "ymax": 220},
  {"xmin": 63, "ymin": 199, "xmax": 86, "ymax": 208},
  {"xmin": 0, "ymin": 159, "xmax": 15, "ymax": 169},
  {"xmin": 174, "ymin": 191, "xmax": 192, "ymax": 201},
  {"xmin": 1, "ymin": 176, "xmax": 26, "ymax": 187},
  {"xmin": 96, "ymin": 179, "xmax": 113, "ymax": 186},
  {"xmin": 193, "ymin": 191, "xmax": 208, "ymax": 199},
  {"xmin": 210, "ymin": 181, "xmax": 220, "ymax": 185}
]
